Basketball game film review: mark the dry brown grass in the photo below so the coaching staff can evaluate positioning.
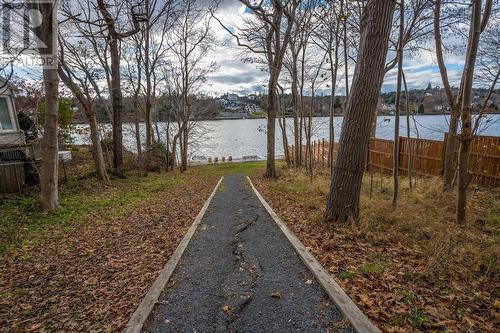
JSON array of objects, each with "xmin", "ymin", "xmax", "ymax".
[{"xmin": 253, "ymin": 166, "xmax": 499, "ymax": 332}]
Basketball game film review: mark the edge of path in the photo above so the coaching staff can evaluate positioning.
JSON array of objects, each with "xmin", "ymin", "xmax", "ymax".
[
  {"xmin": 247, "ymin": 176, "xmax": 381, "ymax": 333},
  {"xmin": 123, "ymin": 177, "xmax": 224, "ymax": 333}
]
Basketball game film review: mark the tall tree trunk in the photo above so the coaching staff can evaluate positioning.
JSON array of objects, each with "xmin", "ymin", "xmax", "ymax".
[
  {"xmin": 96, "ymin": 0, "xmax": 139, "ymax": 175},
  {"xmin": 298, "ymin": 46, "xmax": 307, "ymax": 168},
  {"xmin": 109, "ymin": 37, "xmax": 124, "ymax": 174},
  {"xmin": 443, "ymin": 107, "xmax": 460, "ymax": 189},
  {"xmin": 324, "ymin": 0, "xmax": 395, "ymax": 224},
  {"xmin": 265, "ymin": 72, "xmax": 279, "ymax": 178},
  {"xmin": 154, "ymin": 112, "xmax": 161, "ymax": 143},
  {"xmin": 403, "ymin": 70, "xmax": 413, "ymax": 190},
  {"xmin": 133, "ymin": 100, "xmax": 144, "ymax": 176},
  {"xmin": 134, "ymin": 100, "xmax": 142, "ymax": 156},
  {"xmin": 171, "ymin": 132, "xmax": 179, "ymax": 171},
  {"xmin": 457, "ymin": 0, "xmax": 482, "ymax": 225},
  {"xmin": 291, "ymin": 58, "xmax": 301, "ymax": 167},
  {"xmin": 298, "ymin": 108, "xmax": 303, "ymax": 166},
  {"xmin": 328, "ymin": 28, "xmax": 340, "ymax": 171},
  {"xmin": 392, "ymin": 0, "xmax": 404, "ymax": 208},
  {"xmin": 307, "ymin": 91, "xmax": 314, "ymax": 181},
  {"xmin": 434, "ymin": 0, "xmax": 459, "ymax": 191},
  {"xmin": 58, "ymin": 66, "xmax": 109, "ymax": 183},
  {"xmin": 181, "ymin": 124, "xmax": 188, "ymax": 171},
  {"xmin": 88, "ymin": 111, "xmax": 109, "ymax": 182},
  {"xmin": 144, "ymin": 19, "xmax": 154, "ymax": 148},
  {"xmin": 165, "ymin": 106, "xmax": 172, "ymax": 171},
  {"xmin": 277, "ymin": 88, "xmax": 291, "ymax": 167},
  {"xmin": 38, "ymin": 1, "xmax": 59, "ymax": 212},
  {"xmin": 341, "ymin": 0, "xmax": 349, "ymax": 104}
]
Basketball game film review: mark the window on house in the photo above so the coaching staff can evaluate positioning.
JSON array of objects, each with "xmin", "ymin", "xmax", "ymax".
[{"xmin": 0, "ymin": 97, "xmax": 13, "ymax": 130}]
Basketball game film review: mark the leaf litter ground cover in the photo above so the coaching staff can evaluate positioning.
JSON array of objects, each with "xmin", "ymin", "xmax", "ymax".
[
  {"xmin": 0, "ymin": 150, "xmax": 221, "ymax": 332},
  {"xmin": 252, "ymin": 167, "xmax": 499, "ymax": 333}
]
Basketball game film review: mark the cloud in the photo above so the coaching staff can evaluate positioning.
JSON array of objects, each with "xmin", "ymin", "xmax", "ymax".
[{"xmin": 202, "ymin": 1, "xmax": 473, "ymax": 96}]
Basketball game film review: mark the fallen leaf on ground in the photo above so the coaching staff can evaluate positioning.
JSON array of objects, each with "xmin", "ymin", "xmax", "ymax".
[{"xmin": 270, "ymin": 292, "xmax": 282, "ymax": 299}]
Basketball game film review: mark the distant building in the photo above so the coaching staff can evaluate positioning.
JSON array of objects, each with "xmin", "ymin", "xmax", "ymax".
[
  {"xmin": 247, "ymin": 94, "xmax": 258, "ymax": 101},
  {"xmin": 244, "ymin": 103, "xmax": 261, "ymax": 113},
  {"xmin": 379, "ymin": 103, "xmax": 396, "ymax": 115},
  {"xmin": 216, "ymin": 98, "xmax": 227, "ymax": 107},
  {"xmin": 226, "ymin": 93, "xmax": 238, "ymax": 101},
  {"xmin": 417, "ymin": 89, "xmax": 450, "ymax": 114}
]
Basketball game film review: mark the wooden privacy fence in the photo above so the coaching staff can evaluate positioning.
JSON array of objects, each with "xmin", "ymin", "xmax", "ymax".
[{"xmin": 289, "ymin": 134, "xmax": 500, "ymax": 187}]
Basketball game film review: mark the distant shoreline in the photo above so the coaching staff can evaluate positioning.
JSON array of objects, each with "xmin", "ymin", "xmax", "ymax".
[{"xmin": 72, "ymin": 112, "xmax": 500, "ymax": 125}]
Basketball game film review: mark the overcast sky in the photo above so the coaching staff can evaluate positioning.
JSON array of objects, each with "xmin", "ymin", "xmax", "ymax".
[
  {"xmin": 204, "ymin": 0, "xmax": 467, "ymax": 97},
  {"xmin": 7, "ymin": 0, "xmax": 473, "ymax": 97}
]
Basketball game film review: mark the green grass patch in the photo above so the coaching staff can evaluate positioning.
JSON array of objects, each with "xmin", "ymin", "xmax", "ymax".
[
  {"xmin": 409, "ymin": 307, "xmax": 429, "ymax": 328},
  {"xmin": 337, "ymin": 271, "xmax": 357, "ymax": 280},
  {"xmin": 389, "ymin": 315, "xmax": 406, "ymax": 327},
  {"xmin": 360, "ymin": 263, "xmax": 385, "ymax": 275},
  {"xmin": 367, "ymin": 252, "xmax": 385, "ymax": 261},
  {"xmin": 0, "ymin": 159, "xmax": 269, "ymax": 257},
  {"xmin": 249, "ymin": 111, "xmax": 267, "ymax": 118},
  {"xmin": 193, "ymin": 161, "xmax": 266, "ymax": 177},
  {"xmin": 0, "ymin": 172, "xmax": 185, "ymax": 256},
  {"xmin": 401, "ymin": 290, "xmax": 416, "ymax": 304}
]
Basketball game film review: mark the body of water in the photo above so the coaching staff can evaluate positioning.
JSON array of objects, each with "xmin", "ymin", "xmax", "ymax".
[{"xmin": 72, "ymin": 114, "xmax": 500, "ymax": 161}]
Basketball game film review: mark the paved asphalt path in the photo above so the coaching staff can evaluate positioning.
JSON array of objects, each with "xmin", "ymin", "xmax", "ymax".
[{"xmin": 142, "ymin": 174, "xmax": 352, "ymax": 333}]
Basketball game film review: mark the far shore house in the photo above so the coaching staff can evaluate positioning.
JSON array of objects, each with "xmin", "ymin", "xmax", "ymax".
[
  {"xmin": 227, "ymin": 93, "xmax": 238, "ymax": 101},
  {"xmin": 247, "ymin": 94, "xmax": 258, "ymax": 101},
  {"xmin": 244, "ymin": 103, "xmax": 261, "ymax": 113}
]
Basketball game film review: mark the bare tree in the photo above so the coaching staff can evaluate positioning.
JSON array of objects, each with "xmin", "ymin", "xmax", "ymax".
[
  {"xmin": 303, "ymin": 47, "xmax": 328, "ymax": 179},
  {"xmin": 473, "ymin": 11, "xmax": 499, "ymax": 135},
  {"xmin": 312, "ymin": 1, "xmax": 341, "ymax": 171},
  {"xmin": 434, "ymin": 0, "xmax": 476, "ymax": 191},
  {"xmin": 58, "ymin": 39, "xmax": 109, "ymax": 183},
  {"xmin": 324, "ymin": 0, "xmax": 396, "ymax": 224},
  {"xmin": 392, "ymin": 0, "xmax": 405, "ymax": 208},
  {"xmin": 276, "ymin": 83, "xmax": 291, "ymax": 167},
  {"xmin": 434, "ymin": 0, "xmax": 462, "ymax": 191},
  {"xmin": 283, "ymin": 5, "xmax": 312, "ymax": 168},
  {"xmin": 382, "ymin": 0, "xmax": 434, "ymax": 202},
  {"xmin": 170, "ymin": 0, "xmax": 217, "ymax": 172},
  {"xmin": 95, "ymin": 0, "xmax": 145, "ymax": 174},
  {"xmin": 215, "ymin": 0, "xmax": 300, "ymax": 178},
  {"xmin": 402, "ymin": 70, "xmax": 413, "ymax": 190},
  {"xmin": 456, "ymin": 0, "xmax": 492, "ymax": 224},
  {"xmin": 137, "ymin": 0, "xmax": 177, "ymax": 149},
  {"xmin": 122, "ymin": 32, "xmax": 145, "ymax": 160},
  {"xmin": 62, "ymin": 0, "xmax": 146, "ymax": 174},
  {"xmin": 340, "ymin": 0, "xmax": 349, "ymax": 104}
]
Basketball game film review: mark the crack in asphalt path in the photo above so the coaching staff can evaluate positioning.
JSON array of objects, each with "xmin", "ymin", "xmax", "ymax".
[{"xmin": 142, "ymin": 174, "xmax": 352, "ymax": 333}]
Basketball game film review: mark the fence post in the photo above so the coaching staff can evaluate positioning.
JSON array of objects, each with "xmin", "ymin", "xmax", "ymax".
[
  {"xmin": 322, "ymin": 139, "xmax": 325, "ymax": 166},
  {"xmin": 315, "ymin": 140, "xmax": 318, "ymax": 164},
  {"xmin": 442, "ymin": 132, "xmax": 448, "ymax": 176},
  {"xmin": 312, "ymin": 140, "xmax": 315, "ymax": 165},
  {"xmin": 399, "ymin": 136, "xmax": 404, "ymax": 174},
  {"xmin": 366, "ymin": 138, "xmax": 371, "ymax": 171}
]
